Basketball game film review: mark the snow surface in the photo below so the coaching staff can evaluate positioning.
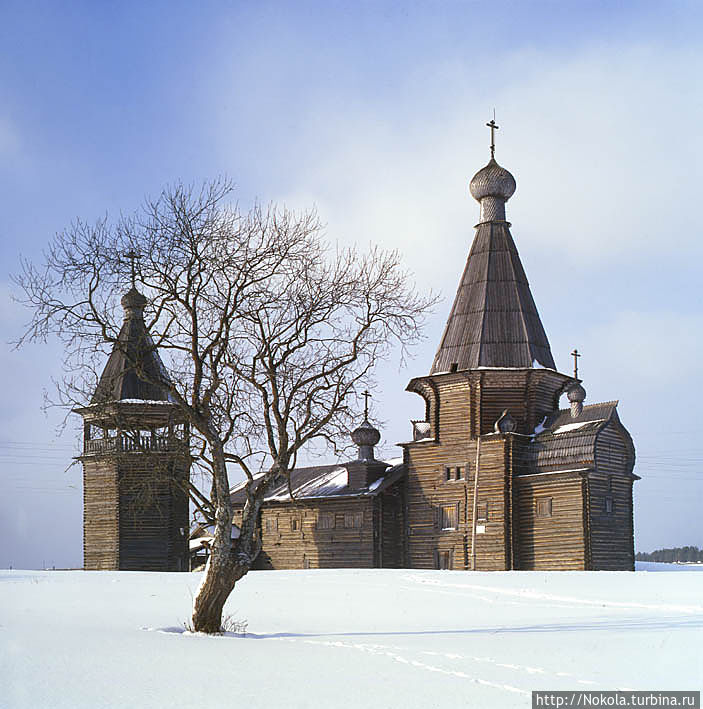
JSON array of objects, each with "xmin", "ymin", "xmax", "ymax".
[
  {"xmin": 1, "ymin": 565, "xmax": 701, "ymax": 708},
  {"xmin": 552, "ymin": 419, "xmax": 606, "ymax": 434}
]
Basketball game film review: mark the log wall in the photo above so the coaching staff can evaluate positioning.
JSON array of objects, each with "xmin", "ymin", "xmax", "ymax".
[
  {"xmin": 118, "ymin": 457, "xmax": 189, "ymax": 571},
  {"xmin": 83, "ymin": 459, "xmax": 119, "ymax": 570},
  {"xmin": 404, "ymin": 374, "xmax": 512, "ymax": 570},
  {"xmin": 246, "ymin": 498, "xmax": 376, "ymax": 570},
  {"xmin": 589, "ymin": 424, "xmax": 636, "ymax": 570},
  {"xmin": 514, "ymin": 472, "xmax": 586, "ymax": 570},
  {"xmin": 83, "ymin": 454, "xmax": 189, "ymax": 571}
]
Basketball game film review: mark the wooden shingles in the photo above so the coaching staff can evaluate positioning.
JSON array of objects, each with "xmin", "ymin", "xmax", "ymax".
[{"xmin": 431, "ymin": 222, "xmax": 555, "ymax": 374}]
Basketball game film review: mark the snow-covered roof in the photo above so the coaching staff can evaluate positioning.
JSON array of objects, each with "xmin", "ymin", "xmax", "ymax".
[{"xmin": 230, "ymin": 460, "xmax": 406, "ymax": 506}]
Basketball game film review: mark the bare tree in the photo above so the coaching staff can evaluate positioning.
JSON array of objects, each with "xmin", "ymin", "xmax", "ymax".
[{"xmin": 14, "ymin": 179, "xmax": 435, "ymax": 633}]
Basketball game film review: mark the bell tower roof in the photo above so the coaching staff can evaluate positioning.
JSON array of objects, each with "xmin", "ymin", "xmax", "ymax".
[
  {"xmin": 430, "ymin": 125, "xmax": 555, "ymax": 374},
  {"xmin": 91, "ymin": 287, "xmax": 172, "ymax": 404}
]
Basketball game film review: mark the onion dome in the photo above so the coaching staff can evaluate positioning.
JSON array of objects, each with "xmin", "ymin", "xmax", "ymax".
[
  {"xmin": 494, "ymin": 409, "xmax": 517, "ymax": 434},
  {"xmin": 469, "ymin": 158, "xmax": 516, "ymax": 222},
  {"xmin": 351, "ymin": 418, "xmax": 381, "ymax": 462},
  {"xmin": 121, "ymin": 287, "xmax": 147, "ymax": 317},
  {"xmin": 567, "ymin": 382, "xmax": 586, "ymax": 418}
]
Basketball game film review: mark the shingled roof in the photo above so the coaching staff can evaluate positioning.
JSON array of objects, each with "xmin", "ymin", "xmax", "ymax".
[
  {"xmin": 230, "ymin": 461, "xmax": 405, "ymax": 505},
  {"xmin": 91, "ymin": 287, "xmax": 172, "ymax": 404},
  {"xmin": 522, "ymin": 401, "xmax": 624, "ymax": 475},
  {"xmin": 430, "ymin": 155, "xmax": 555, "ymax": 374}
]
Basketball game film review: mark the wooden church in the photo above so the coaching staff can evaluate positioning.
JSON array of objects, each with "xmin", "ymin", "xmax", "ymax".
[
  {"xmin": 78, "ymin": 124, "xmax": 638, "ymax": 572},
  {"xmin": 231, "ymin": 124, "xmax": 638, "ymax": 572}
]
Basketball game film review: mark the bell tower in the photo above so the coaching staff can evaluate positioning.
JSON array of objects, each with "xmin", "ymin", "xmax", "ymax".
[{"xmin": 75, "ymin": 286, "xmax": 190, "ymax": 571}]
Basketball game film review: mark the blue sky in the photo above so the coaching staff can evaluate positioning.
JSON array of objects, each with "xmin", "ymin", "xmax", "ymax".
[{"xmin": 1, "ymin": 0, "xmax": 702, "ymax": 567}]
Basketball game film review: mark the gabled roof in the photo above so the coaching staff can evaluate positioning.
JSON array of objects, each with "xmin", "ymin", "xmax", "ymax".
[
  {"xmin": 230, "ymin": 461, "xmax": 405, "ymax": 506},
  {"xmin": 91, "ymin": 288, "xmax": 172, "ymax": 404},
  {"xmin": 430, "ymin": 221, "xmax": 555, "ymax": 374}
]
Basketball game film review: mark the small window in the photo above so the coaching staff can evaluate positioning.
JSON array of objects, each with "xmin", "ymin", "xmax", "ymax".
[
  {"xmin": 291, "ymin": 517, "xmax": 300, "ymax": 532},
  {"xmin": 265, "ymin": 516, "xmax": 278, "ymax": 533},
  {"xmin": 456, "ymin": 467, "xmax": 464, "ymax": 480},
  {"xmin": 607, "ymin": 475, "xmax": 614, "ymax": 492},
  {"xmin": 317, "ymin": 513, "xmax": 335, "ymax": 530},
  {"xmin": 605, "ymin": 496, "xmax": 614, "ymax": 514},
  {"xmin": 440, "ymin": 504, "xmax": 458, "ymax": 530},
  {"xmin": 477, "ymin": 502, "xmax": 488, "ymax": 522},
  {"xmin": 344, "ymin": 511, "xmax": 363, "ymax": 529},
  {"xmin": 536, "ymin": 497, "xmax": 552, "ymax": 518},
  {"xmin": 445, "ymin": 467, "xmax": 452, "ymax": 481},
  {"xmin": 436, "ymin": 549, "xmax": 453, "ymax": 569}
]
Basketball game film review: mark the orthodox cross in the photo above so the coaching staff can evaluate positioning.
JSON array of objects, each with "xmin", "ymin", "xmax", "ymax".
[
  {"xmin": 362, "ymin": 390, "xmax": 371, "ymax": 420},
  {"xmin": 571, "ymin": 348, "xmax": 581, "ymax": 379},
  {"xmin": 486, "ymin": 113, "xmax": 499, "ymax": 159},
  {"xmin": 125, "ymin": 249, "xmax": 140, "ymax": 289}
]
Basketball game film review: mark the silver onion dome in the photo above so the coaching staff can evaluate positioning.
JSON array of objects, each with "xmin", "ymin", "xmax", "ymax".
[
  {"xmin": 567, "ymin": 383, "xmax": 586, "ymax": 403},
  {"xmin": 567, "ymin": 382, "xmax": 586, "ymax": 418},
  {"xmin": 469, "ymin": 158, "xmax": 516, "ymax": 222},
  {"xmin": 351, "ymin": 419, "xmax": 381, "ymax": 462}
]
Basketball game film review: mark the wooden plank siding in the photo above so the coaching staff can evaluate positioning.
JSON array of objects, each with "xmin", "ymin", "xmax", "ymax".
[
  {"xmin": 404, "ymin": 374, "xmax": 514, "ymax": 570},
  {"xmin": 514, "ymin": 472, "xmax": 587, "ymax": 570},
  {"xmin": 83, "ymin": 454, "xmax": 189, "ymax": 571},
  {"xmin": 83, "ymin": 459, "xmax": 120, "ymax": 570},
  {"xmin": 589, "ymin": 424, "xmax": 636, "ymax": 570},
  {"xmin": 117, "ymin": 458, "xmax": 189, "ymax": 571},
  {"xmin": 245, "ymin": 498, "xmax": 376, "ymax": 570}
]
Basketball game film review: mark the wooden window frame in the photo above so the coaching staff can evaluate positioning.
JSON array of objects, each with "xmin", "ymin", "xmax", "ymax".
[
  {"xmin": 435, "ymin": 549, "xmax": 454, "ymax": 570},
  {"xmin": 316, "ymin": 513, "xmax": 336, "ymax": 530},
  {"xmin": 477, "ymin": 501, "xmax": 488, "ymax": 522},
  {"xmin": 265, "ymin": 516, "xmax": 278, "ymax": 533},
  {"xmin": 440, "ymin": 503, "xmax": 459, "ymax": 531},
  {"xmin": 605, "ymin": 496, "xmax": 614, "ymax": 514},
  {"xmin": 291, "ymin": 517, "xmax": 301, "ymax": 532},
  {"xmin": 535, "ymin": 496, "xmax": 553, "ymax": 518},
  {"xmin": 344, "ymin": 511, "xmax": 363, "ymax": 529}
]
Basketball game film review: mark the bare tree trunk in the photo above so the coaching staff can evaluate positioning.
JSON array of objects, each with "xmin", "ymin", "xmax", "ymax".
[
  {"xmin": 191, "ymin": 440, "xmax": 261, "ymax": 633},
  {"xmin": 191, "ymin": 555, "xmax": 243, "ymax": 633}
]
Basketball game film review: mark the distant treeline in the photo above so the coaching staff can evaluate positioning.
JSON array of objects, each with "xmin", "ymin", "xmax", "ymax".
[{"xmin": 636, "ymin": 546, "xmax": 703, "ymax": 563}]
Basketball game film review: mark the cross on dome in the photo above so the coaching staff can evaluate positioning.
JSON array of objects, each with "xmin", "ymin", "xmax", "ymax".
[{"xmin": 486, "ymin": 115, "xmax": 499, "ymax": 159}]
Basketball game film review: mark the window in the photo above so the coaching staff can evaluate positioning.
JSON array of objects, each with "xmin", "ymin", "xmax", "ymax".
[
  {"xmin": 607, "ymin": 475, "xmax": 614, "ymax": 492},
  {"xmin": 317, "ymin": 513, "xmax": 335, "ymax": 530},
  {"xmin": 265, "ymin": 516, "xmax": 278, "ymax": 533},
  {"xmin": 440, "ymin": 504, "xmax": 458, "ymax": 530},
  {"xmin": 477, "ymin": 502, "xmax": 488, "ymax": 522},
  {"xmin": 605, "ymin": 496, "xmax": 614, "ymax": 514},
  {"xmin": 436, "ymin": 549, "xmax": 453, "ymax": 570},
  {"xmin": 444, "ymin": 466, "xmax": 465, "ymax": 482},
  {"xmin": 291, "ymin": 517, "xmax": 300, "ymax": 532},
  {"xmin": 536, "ymin": 497, "xmax": 552, "ymax": 518},
  {"xmin": 344, "ymin": 511, "xmax": 363, "ymax": 529}
]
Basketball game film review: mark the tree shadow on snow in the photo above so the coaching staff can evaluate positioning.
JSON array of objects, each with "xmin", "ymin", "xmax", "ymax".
[{"xmin": 153, "ymin": 615, "xmax": 703, "ymax": 639}]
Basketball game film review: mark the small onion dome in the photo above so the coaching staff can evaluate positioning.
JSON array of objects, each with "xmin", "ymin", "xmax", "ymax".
[
  {"xmin": 494, "ymin": 409, "xmax": 517, "ymax": 434},
  {"xmin": 567, "ymin": 382, "xmax": 586, "ymax": 418},
  {"xmin": 469, "ymin": 158, "xmax": 516, "ymax": 203},
  {"xmin": 351, "ymin": 418, "xmax": 381, "ymax": 448},
  {"xmin": 121, "ymin": 287, "xmax": 147, "ymax": 314},
  {"xmin": 567, "ymin": 383, "xmax": 586, "ymax": 404}
]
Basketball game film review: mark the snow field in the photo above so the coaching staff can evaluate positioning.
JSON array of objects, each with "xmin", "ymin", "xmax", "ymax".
[{"xmin": 1, "ymin": 564, "xmax": 701, "ymax": 709}]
